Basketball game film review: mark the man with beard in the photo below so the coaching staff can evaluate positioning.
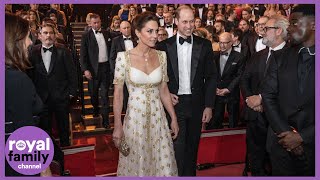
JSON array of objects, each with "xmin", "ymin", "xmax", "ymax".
[
  {"xmin": 262, "ymin": 5, "xmax": 315, "ymax": 175},
  {"xmin": 241, "ymin": 15, "xmax": 289, "ymax": 175},
  {"xmin": 29, "ymin": 23, "xmax": 77, "ymax": 147}
]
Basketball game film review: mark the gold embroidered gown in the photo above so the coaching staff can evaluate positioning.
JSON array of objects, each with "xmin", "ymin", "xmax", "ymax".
[{"xmin": 113, "ymin": 50, "xmax": 178, "ymax": 176}]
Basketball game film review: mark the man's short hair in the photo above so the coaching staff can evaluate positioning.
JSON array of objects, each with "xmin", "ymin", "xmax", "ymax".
[{"xmin": 292, "ymin": 4, "xmax": 315, "ymax": 16}]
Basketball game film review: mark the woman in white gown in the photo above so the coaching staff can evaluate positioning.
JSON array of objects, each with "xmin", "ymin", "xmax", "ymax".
[{"xmin": 112, "ymin": 11, "xmax": 179, "ymax": 176}]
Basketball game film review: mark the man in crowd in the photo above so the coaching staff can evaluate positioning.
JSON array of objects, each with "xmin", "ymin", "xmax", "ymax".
[
  {"xmin": 80, "ymin": 13, "xmax": 111, "ymax": 129},
  {"xmin": 29, "ymin": 23, "xmax": 77, "ymax": 147},
  {"xmin": 262, "ymin": 5, "xmax": 315, "ymax": 175},
  {"xmin": 241, "ymin": 15, "xmax": 289, "ymax": 175}
]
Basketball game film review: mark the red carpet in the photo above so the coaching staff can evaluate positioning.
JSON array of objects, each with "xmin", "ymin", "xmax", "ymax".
[{"xmin": 65, "ymin": 127, "xmax": 247, "ymax": 176}]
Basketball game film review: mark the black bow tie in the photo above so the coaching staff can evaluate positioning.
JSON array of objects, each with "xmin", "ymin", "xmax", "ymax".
[
  {"xmin": 179, "ymin": 36, "xmax": 191, "ymax": 45},
  {"xmin": 233, "ymin": 43, "xmax": 240, "ymax": 48},
  {"xmin": 158, "ymin": 16, "xmax": 163, "ymax": 19},
  {"xmin": 258, "ymin": 35, "xmax": 263, "ymax": 39},
  {"xmin": 124, "ymin": 37, "xmax": 131, "ymax": 41},
  {"xmin": 43, "ymin": 47, "xmax": 53, "ymax": 53},
  {"xmin": 166, "ymin": 25, "xmax": 173, "ymax": 28},
  {"xmin": 95, "ymin": 30, "xmax": 102, "ymax": 34},
  {"xmin": 220, "ymin": 51, "xmax": 229, "ymax": 56}
]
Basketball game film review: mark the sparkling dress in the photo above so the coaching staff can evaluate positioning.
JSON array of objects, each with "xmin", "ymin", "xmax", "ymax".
[{"xmin": 113, "ymin": 50, "xmax": 178, "ymax": 176}]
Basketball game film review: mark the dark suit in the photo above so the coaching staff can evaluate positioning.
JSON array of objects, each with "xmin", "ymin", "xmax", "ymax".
[
  {"xmin": 157, "ymin": 35, "xmax": 217, "ymax": 176},
  {"xmin": 247, "ymin": 32, "xmax": 266, "ymax": 56},
  {"xmin": 80, "ymin": 29, "xmax": 111, "ymax": 126},
  {"xmin": 233, "ymin": 43, "xmax": 250, "ymax": 63},
  {"xmin": 208, "ymin": 50, "xmax": 244, "ymax": 129},
  {"xmin": 194, "ymin": 7, "xmax": 208, "ymax": 20},
  {"xmin": 240, "ymin": 48, "xmax": 270, "ymax": 175},
  {"xmin": 29, "ymin": 43, "xmax": 77, "ymax": 146},
  {"xmin": 109, "ymin": 35, "xmax": 137, "ymax": 111},
  {"xmin": 262, "ymin": 46, "xmax": 315, "ymax": 175}
]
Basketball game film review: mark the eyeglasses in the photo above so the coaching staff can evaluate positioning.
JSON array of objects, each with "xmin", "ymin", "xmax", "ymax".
[
  {"xmin": 218, "ymin": 41, "xmax": 231, "ymax": 46},
  {"xmin": 256, "ymin": 23, "xmax": 266, "ymax": 27},
  {"xmin": 263, "ymin": 26, "xmax": 279, "ymax": 33}
]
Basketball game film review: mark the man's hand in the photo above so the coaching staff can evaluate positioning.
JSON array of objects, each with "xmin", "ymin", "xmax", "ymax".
[
  {"xmin": 202, "ymin": 107, "xmax": 213, "ymax": 123},
  {"xmin": 217, "ymin": 88, "xmax": 230, "ymax": 96},
  {"xmin": 84, "ymin": 70, "xmax": 92, "ymax": 80},
  {"xmin": 246, "ymin": 95, "xmax": 262, "ymax": 109},
  {"xmin": 253, "ymin": 105, "xmax": 263, "ymax": 112},
  {"xmin": 278, "ymin": 131, "xmax": 303, "ymax": 151},
  {"xmin": 170, "ymin": 93, "xmax": 179, "ymax": 106}
]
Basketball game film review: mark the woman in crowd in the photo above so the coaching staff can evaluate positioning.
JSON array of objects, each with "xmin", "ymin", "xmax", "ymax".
[
  {"xmin": 84, "ymin": 12, "xmax": 93, "ymax": 32},
  {"xmin": 28, "ymin": 9, "xmax": 40, "ymax": 31},
  {"xmin": 112, "ymin": 11, "xmax": 179, "ymax": 176},
  {"xmin": 108, "ymin": 15, "xmax": 122, "ymax": 39},
  {"xmin": 5, "ymin": 13, "xmax": 43, "ymax": 176},
  {"xmin": 194, "ymin": 17, "xmax": 203, "ymax": 28},
  {"xmin": 118, "ymin": 4, "xmax": 130, "ymax": 21},
  {"xmin": 128, "ymin": 5, "xmax": 138, "ymax": 23}
]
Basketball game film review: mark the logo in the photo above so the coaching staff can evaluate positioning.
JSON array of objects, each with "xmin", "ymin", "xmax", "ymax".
[{"xmin": 5, "ymin": 126, "xmax": 54, "ymax": 175}]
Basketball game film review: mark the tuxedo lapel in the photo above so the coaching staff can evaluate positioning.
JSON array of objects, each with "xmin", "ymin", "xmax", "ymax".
[
  {"xmin": 89, "ymin": 30, "xmax": 98, "ymax": 48},
  {"xmin": 119, "ymin": 36, "xmax": 126, "ymax": 51},
  {"xmin": 215, "ymin": 54, "xmax": 222, "ymax": 78},
  {"xmin": 221, "ymin": 51, "xmax": 234, "ymax": 77},
  {"xmin": 48, "ymin": 46, "xmax": 57, "ymax": 75},
  {"xmin": 36, "ymin": 45, "xmax": 48, "ymax": 75},
  {"xmin": 191, "ymin": 36, "xmax": 201, "ymax": 85},
  {"xmin": 167, "ymin": 36, "xmax": 179, "ymax": 84}
]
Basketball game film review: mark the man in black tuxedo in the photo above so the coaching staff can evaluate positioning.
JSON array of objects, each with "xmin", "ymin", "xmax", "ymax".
[
  {"xmin": 230, "ymin": 28, "xmax": 250, "ymax": 63},
  {"xmin": 157, "ymin": 5, "xmax": 217, "ymax": 176},
  {"xmin": 109, "ymin": 20, "xmax": 136, "ymax": 112},
  {"xmin": 262, "ymin": 5, "xmax": 315, "ymax": 175},
  {"xmin": 194, "ymin": 4, "xmax": 207, "ymax": 20},
  {"xmin": 241, "ymin": 15, "xmax": 289, "ymax": 175},
  {"xmin": 247, "ymin": 16, "xmax": 269, "ymax": 56},
  {"xmin": 207, "ymin": 32, "xmax": 244, "ymax": 129},
  {"xmin": 29, "ymin": 23, "xmax": 77, "ymax": 147},
  {"xmin": 163, "ymin": 12, "xmax": 176, "ymax": 38},
  {"xmin": 80, "ymin": 13, "xmax": 111, "ymax": 129}
]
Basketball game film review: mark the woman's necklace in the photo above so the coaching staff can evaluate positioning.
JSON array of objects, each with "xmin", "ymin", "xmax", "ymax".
[{"xmin": 143, "ymin": 48, "xmax": 151, "ymax": 66}]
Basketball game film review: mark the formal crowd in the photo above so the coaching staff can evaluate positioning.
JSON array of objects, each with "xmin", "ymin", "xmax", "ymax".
[{"xmin": 5, "ymin": 3, "xmax": 315, "ymax": 177}]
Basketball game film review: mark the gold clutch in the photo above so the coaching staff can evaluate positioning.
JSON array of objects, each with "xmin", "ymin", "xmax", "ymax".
[{"xmin": 118, "ymin": 137, "xmax": 130, "ymax": 156}]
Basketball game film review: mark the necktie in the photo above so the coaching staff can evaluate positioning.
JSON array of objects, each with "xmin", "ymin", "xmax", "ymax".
[
  {"xmin": 264, "ymin": 50, "xmax": 274, "ymax": 77},
  {"xmin": 158, "ymin": 16, "xmax": 163, "ymax": 19},
  {"xmin": 220, "ymin": 51, "xmax": 229, "ymax": 56},
  {"xmin": 43, "ymin": 47, "xmax": 53, "ymax": 53},
  {"xmin": 179, "ymin": 36, "xmax": 192, "ymax": 45},
  {"xmin": 258, "ymin": 35, "xmax": 263, "ymax": 39},
  {"xmin": 95, "ymin": 30, "xmax": 101, "ymax": 34},
  {"xmin": 209, "ymin": 21, "xmax": 213, "ymax": 26},
  {"xmin": 166, "ymin": 25, "xmax": 173, "ymax": 28},
  {"xmin": 298, "ymin": 47, "xmax": 314, "ymax": 93},
  {"xmin": 124, "ymin": 37, "xmax": 131, "ymax": 41}
]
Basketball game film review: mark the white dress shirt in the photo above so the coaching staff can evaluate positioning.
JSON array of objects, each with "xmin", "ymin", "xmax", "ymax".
[
  {"xmin": 233, "ymin": 43, "xmax": 242, "ymax": 53},
  {"xmin": 93, "ymin": 29, "xmax": 108, "ymax": 63},
  {"xmin": 123, "ymin": 35, "xmax": 134, "ymax": 51},
  {"xmin": 220, "ymin": 48, "xmax": 232, "ymax": 75},
  {"xmin": 207, "ymin": 20, "xmax": 214, "ymax": 26},
  {"xmin": 198, "ymin": 7, "xmax": 204, "ymax": 19},
  {"xmin": 255, "ymin": 35, "xmax": 266, "ymax": 52},
  {"xmin": 267, "ymin": 41, "xmax": 286, "ymax": 63},
  {"xmin": 177, "ymin": 33, "xmax": 193, "ymax": 95},
  {"xmin": 165, "ymin": 24, "xmax": 174, "ymax": 38},
  {"xmin": 41, "ymin": 45, "xmax": 53, "ymax": 72}
]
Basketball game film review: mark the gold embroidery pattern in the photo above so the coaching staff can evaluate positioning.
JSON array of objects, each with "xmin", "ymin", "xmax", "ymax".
[{"xmin": 115, "ymin": 51, "xmax": 178, "ymax": 176}]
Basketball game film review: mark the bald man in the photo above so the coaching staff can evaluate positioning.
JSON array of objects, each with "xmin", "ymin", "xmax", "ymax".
[
  {"xmin": 110, "ymin": 21, "xmax": 137, "ymax": 111},
  {"xmin": 207, "ymin": 32, "xmax": 244, "ymax": 129}
]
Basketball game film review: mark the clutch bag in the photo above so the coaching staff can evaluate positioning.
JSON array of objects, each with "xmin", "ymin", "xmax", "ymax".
[{"xmin": 118, "ymin": 137, "xmax": 130, "ymax": 156}]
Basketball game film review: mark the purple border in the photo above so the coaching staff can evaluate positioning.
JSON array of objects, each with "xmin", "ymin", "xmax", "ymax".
[{"xmin": 1, "ymin": 0, "xmax": 318, "ymax": 179}]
